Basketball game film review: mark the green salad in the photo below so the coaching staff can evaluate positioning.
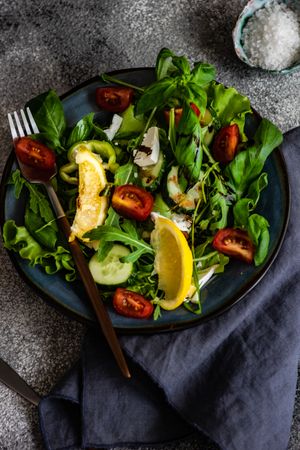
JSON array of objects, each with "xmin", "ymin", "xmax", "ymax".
[{"xmin": 2, "ymin": 48, "xmax": 283, "ymax": 320}]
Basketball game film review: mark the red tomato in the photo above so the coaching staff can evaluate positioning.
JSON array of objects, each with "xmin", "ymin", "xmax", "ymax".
[
  {"xmin": 112, "ymin": 184, "xmax": 154, "ymax": 221},
  {"xmin": 96, "ymin": 87, "xmax": 134, "ymax": 113},
  {"xmin": 212, "ymin": 124, "xmax": 240, "ymax": 164},
  {"xmin": 212, "ymin": 228, "xmax": 255, "ymax": 264},
  {"xmin": 164, "ymin": 103, "xmax": 200, "ymax": 127},
  {"xmin": 113, "ymin": 288, "xmax": 154, "ymax": 319},
  {"xmin": 190, "ymin": 103, "xmax": 200, "ymax": 116},
  {"xmin": 15, "ymin": 137, "xmax": 56, "ymax": 170},
  {"xmin": 163, "ymin": 107, "xmax": 183, "ymax": 127}
]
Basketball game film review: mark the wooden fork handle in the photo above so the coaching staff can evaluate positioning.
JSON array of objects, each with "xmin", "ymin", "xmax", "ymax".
[{"xmin": 45, "ymin": 183, "xmax": 131, "ymax": 379}]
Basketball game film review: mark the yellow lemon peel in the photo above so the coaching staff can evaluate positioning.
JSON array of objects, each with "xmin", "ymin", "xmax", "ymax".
[
  {"xmin": 70, "ymin": 149, "xmax": 108, "ymax": 242},
  {"xmin": 151, "ymin": 215, "xmax": 193, "ymax": 310}
]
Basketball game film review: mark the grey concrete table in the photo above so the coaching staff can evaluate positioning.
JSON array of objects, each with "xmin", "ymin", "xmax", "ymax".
[{"xmin": 0, "ymin": 0, "xmax": 299, "ymax": 448}]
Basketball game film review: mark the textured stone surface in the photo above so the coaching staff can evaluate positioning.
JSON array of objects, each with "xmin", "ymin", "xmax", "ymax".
[{"xmin": 0, "ymin": 0, "xmax": 299, "ymax": 449}]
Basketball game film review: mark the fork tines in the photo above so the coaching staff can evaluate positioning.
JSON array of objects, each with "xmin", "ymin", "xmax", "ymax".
[{"xmin": 8, "ymin": 107, "xmax": 39, "ymax": 140}]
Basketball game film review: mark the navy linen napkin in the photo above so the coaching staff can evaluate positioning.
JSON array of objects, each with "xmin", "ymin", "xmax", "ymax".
[{"xmin": 39, "ymin": 127, "xmax": 300, "ymax": 450}]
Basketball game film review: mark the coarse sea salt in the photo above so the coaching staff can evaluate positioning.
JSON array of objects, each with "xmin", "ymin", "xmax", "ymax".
[{"xmin": 242, "ymin": 2, "xmax": 300, "ymax": 70}]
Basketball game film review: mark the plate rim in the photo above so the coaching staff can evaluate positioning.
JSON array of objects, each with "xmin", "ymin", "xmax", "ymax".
[{"xmin": 0, "ymin": 68, "xmax": 291, "ymax": 334}]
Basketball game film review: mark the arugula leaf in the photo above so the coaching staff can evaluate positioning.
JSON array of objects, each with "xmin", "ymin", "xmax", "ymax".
[
  {"xmin": 209, "ymin": 175, "xmax": 230, "ymax": 231},
  {"xmin": 114, "ymin": 160, "xmax": 138, "ymax": 185},
  {"xmin": 175, "ymin": 102, "xmax": 202, "ymax": 181},
  {"xmin": 84, "ymin": 225, "xmax": 154, "ymax": 263},
  {"xmin": 9, "ymin": 169, "xmax": 56, "ymax": 225},
  {"xmin": 9, "ymin": 169, "xmax": 26, "ymax": 198},
  {"xmin": 26, "ymin": 183, "xmax": 56, "ymax": 224},
  {"xmin": 67, "ymin": 113, "xmax": 95, "ymax": 147},
  {"xmin": 96, "ymin": 241, "xmax": 114, "ymax": 262},
  {"xmin": 127, "ymin": 255, "xmax": 157, "ymax": 299},
  {"xmin": 225, "ymin": 119, "xmax": 283, "ymax": 199},
  {"xmin": 105, "ymin": 207, "xmax": 121, "ymax": 228},
  {"xmin": 24, "ymin": 204, "xmax": 57, "ymax": 250},
  {"xmin": 26, "ymin": 89, "xmax": 66, "ymax": 153}
]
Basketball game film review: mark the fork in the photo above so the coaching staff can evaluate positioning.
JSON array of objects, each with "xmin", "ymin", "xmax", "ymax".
[{"xmin": 8, "ymin": 108, "xmax": 131, "ymax": 379}]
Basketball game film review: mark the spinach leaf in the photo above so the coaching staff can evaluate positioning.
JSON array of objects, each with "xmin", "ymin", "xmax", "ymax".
[
  {"xmin": 172, "ymin": 54, "xmax": 191, "ymax": 76},
  {"xmin": 135, "ymin": 78, "xmax": 178, "ymax": 115},
  {"xmin": 233, "ymin": 200, "xmax": 270, "ymax": 266},
  {"xmin": 246, "ymin": 172, "xmax": 268, "ymax": 208},
  {"xmin": 248, "ymin": 214, "xmax": 270, "ymax": 266},
  {"xmin": 67, "ymin": 113, "xmax": 95, "ymax": 147},
  {"xmin": 190, "ymin": 62, "xmax": 216, "ymax": 86},
  {"xmin": 155, "ymin": 48, "xmax": 177, "ymax": 80},
  {"xmin": 225, "ymin": 118, "xmax": 282, "ymax": 199},
  {"xmin": 26, "ymin": 89, "xmax": 66, "ymax": 153},
  {"xmin": 184, "ymin": 83, "xmax": 207, "ymax": 116}
]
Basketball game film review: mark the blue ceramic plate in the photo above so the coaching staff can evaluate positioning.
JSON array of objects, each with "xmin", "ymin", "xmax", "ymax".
[{"xmin": 0, "ymin": 68, "xmax": 290, "ymax": 333}]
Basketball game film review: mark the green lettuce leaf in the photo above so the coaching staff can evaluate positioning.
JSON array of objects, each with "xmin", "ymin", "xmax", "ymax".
[
  {"xmin": 208, "ymin": 81, "xmax": 252, "ymax": 141},
  {"xmin": 3, "ymin": 220, "xmax": 75, "ymax": 280}
]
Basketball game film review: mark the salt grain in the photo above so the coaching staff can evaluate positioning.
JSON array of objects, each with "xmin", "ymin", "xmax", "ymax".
[{"xmin": 242, "ymin": 1, "xmax": 300, "ymax": 70}]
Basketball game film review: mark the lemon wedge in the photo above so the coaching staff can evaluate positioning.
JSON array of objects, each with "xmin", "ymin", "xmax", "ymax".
[
  {"xmin": 151, "ymin": 215, "xmax": 193, "ymax": 310},
  {"xmin": 70, "ymin": 149, "xmax": 108, "ymax": 242}
]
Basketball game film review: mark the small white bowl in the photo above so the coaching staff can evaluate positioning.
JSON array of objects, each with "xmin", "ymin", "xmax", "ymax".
[{"xmin": 233, "ymin": 0, "xmax": 300, "ymax": 74}]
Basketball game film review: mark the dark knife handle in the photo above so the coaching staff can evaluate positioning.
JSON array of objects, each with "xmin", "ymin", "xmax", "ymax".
[{"xmin": 0, "ymin": 358, "xmax": 40, "ymax": 406}]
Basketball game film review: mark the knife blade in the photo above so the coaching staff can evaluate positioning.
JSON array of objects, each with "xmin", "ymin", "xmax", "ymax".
[{"xmin": 0, "ymin": 358, "xmax": 40, "ymax": 406}]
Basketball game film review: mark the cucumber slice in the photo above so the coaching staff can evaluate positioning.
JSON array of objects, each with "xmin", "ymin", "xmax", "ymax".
[
  {"xmin": 165, "ymin": 166, "xmax": 202, "ymax": 211},
  {"xmin": 89, "ymin": 244, "xmax": 133, "ymax": 285}
]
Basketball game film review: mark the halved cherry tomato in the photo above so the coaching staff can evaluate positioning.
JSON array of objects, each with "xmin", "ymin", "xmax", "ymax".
[
  {"xmin": 164, "ymin": 103, "xmax": 200, "ymax": 127},
  {"xmin": 190, "ymin": 103, "xmax": 200, "ymax": 116},
  {"xmin": 163, "ymin": 107, "xmax": 183, "ymax": 127},
  {"xmin": 15, "ymin": 137, "xmax": 56, "ymax": 170},
  {"xmin": 212, "ymin": 228, "xmax": 255, "ymax": 264},
  {"xmin": 113, "ymin": 288, "xmax": 154, "ymax": 319},
  {"xmin": 96, "ymin": 87, "xmax": 134, "ymax": 113},
  {"xmin": 212, "ymin": 124, "xmax": 240, "ymax": 164},
  {"xmin": 112, "ymin": 184, "xmax": 154, "ymax": 221}
]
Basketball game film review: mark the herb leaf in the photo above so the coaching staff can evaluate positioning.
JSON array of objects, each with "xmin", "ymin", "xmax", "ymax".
[
  {"xmin": 84, "ymin": 225, "xmax": 154, "ymax": 264},
  {"xmin": 155, "ymin": 48, "xmax": 177, "ymax": 80},
  {"xmin": 26, "ymin": 90, "xmax": 66, "ymax": 152},
  {"xmin": 135, "ymin": 78, "xmax": 177, "ymax": 114},
  {"xmin": 67, "ymin": 113, "xmax": 95, "ymax": 147},
  {"xmin": 225, "ymin": 119, "xmax": 282, "ymax": 199}
]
